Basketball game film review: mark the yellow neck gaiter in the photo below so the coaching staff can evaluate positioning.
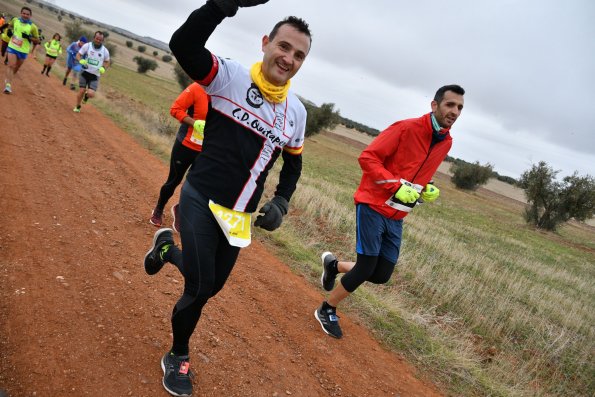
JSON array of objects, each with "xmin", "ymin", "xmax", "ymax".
[{"xmin": 250, "ymin": 62, "xmax": 290, "ymax": 104}]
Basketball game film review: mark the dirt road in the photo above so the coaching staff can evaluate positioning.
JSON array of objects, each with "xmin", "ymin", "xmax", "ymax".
[{"xmin": 0, "ymin": 61, "xmax": 443, "ymax": 397}]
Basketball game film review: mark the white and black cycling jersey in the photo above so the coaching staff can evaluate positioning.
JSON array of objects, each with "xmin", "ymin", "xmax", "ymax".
[
  {"xmin": 170, "ymin": 2, "xmax": 306, "ymax": 213},
  {"xmin": 186, "ymin": 56, "xmax": 306, "ymax": 213}
]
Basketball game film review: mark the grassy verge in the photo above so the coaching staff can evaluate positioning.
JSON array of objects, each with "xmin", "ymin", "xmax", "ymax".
[{"xmin": 85, "ymin": 60, "xmax": 595, "ymax": 397}]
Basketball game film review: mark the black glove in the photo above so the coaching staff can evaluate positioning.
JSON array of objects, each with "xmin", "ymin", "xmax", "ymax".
[
  {"xmin": 21, "ymin": 32, "xmax": 30, "ymax": 41},
  {"xmin": 254, "ymin": 196, "xmax": 288, "ymax": 231},
  {"xmin": 212, "ymin": 0, "xmax": 269, "ymax": 17},
  {"xmin": 7, "ymin": 29, "xmax": 13, "ymax": 38}
]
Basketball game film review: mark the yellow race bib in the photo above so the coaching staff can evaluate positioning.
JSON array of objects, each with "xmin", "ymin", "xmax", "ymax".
[{"xmin": 208, "ymin": 200, "xmax": 251, "ymax": 248}]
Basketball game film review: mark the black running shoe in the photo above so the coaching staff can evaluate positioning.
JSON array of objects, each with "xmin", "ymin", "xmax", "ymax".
[
  {"xmin": 314, "ymin": 302, "xmax": 343, "ymax": 339},
  {"xmin": 62, "ymin": 77, "xmax": 67, "ymax": 86},
  {"xmin": 161, "ymin": 352, "xmax": 193, "ymax": 397},
  {"xmin": 144, "ymin": 228, "xmax": 173, "ymax": 275},
  {"xmin": 320, "ymin": 251, "xmax": 338, "ymax": 291}
]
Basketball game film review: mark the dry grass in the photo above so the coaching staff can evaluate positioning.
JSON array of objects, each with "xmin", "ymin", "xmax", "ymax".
[{"xmin": 267, "ymin": 133, "xmax": 595, "ymax": 397}]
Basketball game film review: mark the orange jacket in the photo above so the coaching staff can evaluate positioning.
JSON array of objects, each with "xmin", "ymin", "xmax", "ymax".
[
  {"xmin": 354, "ymin": 113, "xmax": 453, "ymax": 219},
  {"xmin": 170, "ymin": 83, "xmax": 209, "ymax": 151}
]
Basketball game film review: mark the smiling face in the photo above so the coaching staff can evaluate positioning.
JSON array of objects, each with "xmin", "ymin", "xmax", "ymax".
[
  {"xmin": 20, "ymin": 8, "xmax": 31, "ymax": 21},
  {"xmin": 260, "ymin": 24, "xmax": 310, "ymax": 86},
  {"xmin": 431, "ymin": 90, "xmax": 465, "ymax": 128},
  {"xmin": 93, "ymin": 32, "xmax": 104, "ymax": 47}
]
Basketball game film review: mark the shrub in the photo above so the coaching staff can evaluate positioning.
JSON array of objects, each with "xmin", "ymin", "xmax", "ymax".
[
  {"xmin": 126, "ymin": 40, "xmax": 133, "ymax": 48},
  {"xmin": 137, "ymin": 45, "xmax": 146, "ymax": 53},
  {"xmin": 173, "ymin": 62, "xmax": 193, "ymax": 89},
  {"xmin": 153, "ymin": 50, "xmax": 158, "ymax": 56},
  {"xmin": 451, "ymin": 161, "xmax": 493, "ymax": 190},
  {"xmin": 162, "ymin": 55, "xmax": 173, "ymax": 63},
  {"xmin": 133, "ymin": 56, "xmax": 158, "ymax": 74},
  {"xmin": 104, "ymin": 42, "xmax": 116, "ymax": 58},
  {"xmin": 63, "ymin": 21, "xmax": 93, "ymax": 44}
]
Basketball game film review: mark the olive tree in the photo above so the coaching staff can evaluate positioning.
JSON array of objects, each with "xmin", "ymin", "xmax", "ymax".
[{"xmin": 519, "ymin": 161, "xmax": 594, "ymax": 230}]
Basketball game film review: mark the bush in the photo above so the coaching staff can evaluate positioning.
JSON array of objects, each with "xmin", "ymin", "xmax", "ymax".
[
  {"xmin": 174, "ymin": 62, "xmax": 193, "ymax": 89},
  {"xmin": 126, "ymin": 40, "xmax": 133, "ymax": 48},
  {"xmin": 137, "ymin": 45, "xmax": 146, "ymax": 53},
  {"xmin": 496, "ymin": 175, "xmax": 518, "ymax": 185},
  {"xmin": 162, "ymin": 55, "xmax": 173, "ymax": 63},
  {"xmin": 451, "ymin": 161, "xmax": 493, "ymax": 190},
  {"xmin": 153, "ymin": 51, "xmax": 158, "ymax": 56},
  {"xmin": 519, "ymin": 161, "xmax": 594, "ymax": 230},
  {"xmin": 63, "ymin": 21, "xmax": 93, "ymax": 45},
  {"xmin": 133, "ymin": 56, "xmax": 158, "ymax": 74},
  {"xmin": 104, "ymin": 42, "xmax": 116, "ymax": 58}
]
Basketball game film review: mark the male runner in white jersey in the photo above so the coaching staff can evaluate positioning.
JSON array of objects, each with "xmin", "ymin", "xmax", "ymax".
[
  {"xmin": 73, "ymin": 31, "xmax": 109, "ymax": 113},
  {"xmin": 143, "ymin": 0, "xmax": 311, "ymax": 395}
]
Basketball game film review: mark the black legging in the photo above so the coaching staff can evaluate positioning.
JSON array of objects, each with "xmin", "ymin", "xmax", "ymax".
[
  {"xmin": 164, "ymin": 181, "xmax": 240, "ymax": 355},
  {"xmin": 156, "ymin": 139, "xmax": 199, "ymax": 211},
  {"xmin": 340, "ymin": 253, "xmax": 396, "ymax": 293}
]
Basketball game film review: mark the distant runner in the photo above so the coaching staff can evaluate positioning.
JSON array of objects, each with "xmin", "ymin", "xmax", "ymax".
[
  {"xmin": 149, "ymin": 82, "xmax": 209, "ymax": 232},
  {"xmin": 73, "ymin": 31, "xmax": 109, "ymax": 113},
  {"xmin": 63, "ymin": 36, "xmax": 87, "ymax": 90},
  {"xmin": 41, "ymin": 33, "xmax": 62, "ymax": 77},
  {"xmin": 315, "ymin": 85, "xmax": 465, "ymax": 339},
  {"xmin": 0, "ymin": 15, "xmax": 10, "ymax": 65},
  {"xmin": 1, "ymin": 6, "xmax": 39, "ymax": 94},
  {"xmin": 30, "ymin": 28, "xmax": 43, "ymax": 60}
]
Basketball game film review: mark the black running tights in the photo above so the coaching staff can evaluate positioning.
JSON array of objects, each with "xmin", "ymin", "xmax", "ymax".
[
  {"xmin": 156, "ymin": 139, "xmax": 199, "ymax": 211},
  {"xmin": 165, "ymin": 182, "xmax": 240, "ymax": 356}
]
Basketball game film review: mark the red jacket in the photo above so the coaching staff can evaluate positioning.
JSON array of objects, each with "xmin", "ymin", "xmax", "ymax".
[
  {"xmin": 354, "ymin": 113, "xmax": 452, "ymax": 219},
  {"xmin": 170, "ymin": 83, "xmax": 209, "ymax": 151}
]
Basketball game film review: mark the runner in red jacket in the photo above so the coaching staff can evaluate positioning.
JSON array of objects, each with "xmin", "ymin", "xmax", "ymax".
[
  {"xmin": 315, "ymin": 84, "xmax": 465, "ymax": 339},
  {"xmin": 149, "ymin": 82, "xmax": 209, "ymax": 230}
]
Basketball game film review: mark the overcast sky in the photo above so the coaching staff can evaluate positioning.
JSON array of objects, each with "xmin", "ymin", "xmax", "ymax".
[{"xmin": 48, "ymin": 0, "xmax": 594, "ymax": 179}]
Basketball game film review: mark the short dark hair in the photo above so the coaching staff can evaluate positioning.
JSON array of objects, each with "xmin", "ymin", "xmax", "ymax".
[
  {"xmin": 434, "ymin": 84, "xmax": 465, "ymax": 103},
  {"xmin": 269, "ymin": 16, "xmax": 312, "ymax": 45},
  {"xmin": 21, "ymin": 6, "xmax": 32, "ymax": 14},
  {"xmin": 94, "ymin": 31, "xmax": 104, "ymax": 38}
]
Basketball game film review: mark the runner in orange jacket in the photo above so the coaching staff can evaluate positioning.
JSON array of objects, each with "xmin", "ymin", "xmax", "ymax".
[{"xmin": 149, "ymin": 82, "xmax": 209, "ymax": 231}]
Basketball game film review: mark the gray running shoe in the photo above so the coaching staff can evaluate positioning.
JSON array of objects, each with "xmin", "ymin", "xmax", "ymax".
[
  {"xmin": 320, "ymin": 251, "xmax": 338, "ymax": 291},
  {"xmin": 161, "ymin": 352, "xmax": 193, "ymax": 396},
  {"xmin": 314, "ymin": 302, "xmax": 343, "ymax": 339},
  {"xmin": 144, "ymin": 228, "xmax": 174, "ymax": 275},
  {"xmin": 150, "ymin": 207, "xmax": 164, "ymax": 227}
]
